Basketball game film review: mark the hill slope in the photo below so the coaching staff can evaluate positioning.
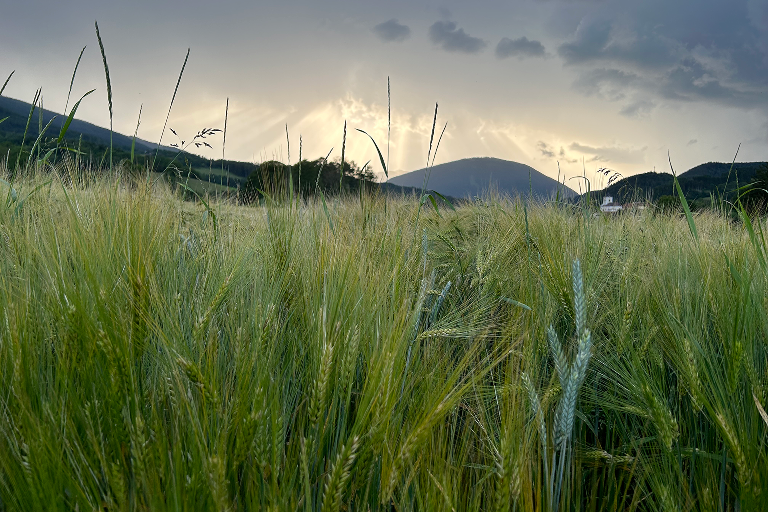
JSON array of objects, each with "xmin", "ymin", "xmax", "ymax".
[
  {"xmin": 0, "ymin": 95, "xmax": 261, "ymax": 185},
  {"xmin": 387, "ymin": 157, "xmax": 574, "ymax": 199},
  {"xmin": 0, "ymin": 95, "xmax": 166, "ymax": 153},
  {"xmin": 582, "ymin": 162, "xmax": 767, "ymax": 205}
]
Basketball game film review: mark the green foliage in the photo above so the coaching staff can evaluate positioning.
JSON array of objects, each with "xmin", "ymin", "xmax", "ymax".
[{"xmin": 239, "ymin": 158, "xmax": 377, "ymax": 204}]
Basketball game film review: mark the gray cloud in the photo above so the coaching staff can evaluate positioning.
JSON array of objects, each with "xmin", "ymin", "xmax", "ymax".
[
  {"xmin": 428, "ymin": 21, "xmax": 486, "ymax": 54},
  {"xmin": 620, "ymin": 99, "xmax": 655, "ymax": 117},
  {"xmin": 558, "ymin": 2, "xmax": 768, "ymax": 112},
  {"xmin": 558, "ymin": 17, "xmax": 612, "ymax": 64},
  {"xmin": 537, "ymin": 141, "xmax": 555, "ymax": 158},
  {"xmin": 373, "ymin": 19, "xmax": 411, "ymax": 43},
  {"xmin": 569, "ymin": 142, "xmax": 647, "ymax": 164},
  {"xmin": 495, "ymin": 37, "xmax": 546, "ymax": 59},
  {"xmin": 572, "ymin": 68, "xmax": 637, "ymax": 100},
  {"xmin": 687, "ymin": 139, "xmax": 698, "ymax": 146},
  {"xmin": 558, "ymin": 17, "xmax": 679, "ymax": 70},
  {"xmin": 658, "ymin": 57, "xmax": 765, "ymax": 108}
]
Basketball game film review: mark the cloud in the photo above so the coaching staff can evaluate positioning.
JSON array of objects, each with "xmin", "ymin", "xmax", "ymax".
[
  {"xmin": 687, "ymin": 139, "xmax": 698, "ymax": 146},
  {"xmin": 658, "ymin": 57, "xmax": 765, "ymax": 108},
  {"xmin": 569, "ymin": 142, "xmax": 647, "ymax": 164},
  {"xmin": 495, "ymin": 37, "xmax": 546, "ymax": 59},
  {"xmin": 558, "ymin": 17, "xmax": 612, "ymax": 64},
  {"xmin": 572, "ymin": 68, "xmax": 637, "ymax": 100},
  {"xmin": 558, "ymin": 3, "xmax": 768, "ymax": 112},
  {"xmin": 558, "ymin": 18, "xmax": 680, "ymax": 70},
  {"xmin": 429, "ymin": 21, "xmax": 487, "ymax": 54},
  {"xmin": 537, "ymin": 141, "xmax": 556, "ymax": 158},
  {"xmin": 373, "ymin": 19, "xmax": 411, "ymax": 43},
  {"xmin": 619, "ymin": 99, "xmax": 655, "ymax": 117}
]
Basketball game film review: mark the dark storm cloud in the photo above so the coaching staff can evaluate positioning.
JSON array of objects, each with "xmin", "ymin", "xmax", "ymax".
[
  {"xmin": 558, "ymin": 17, "xmax": 679, "ymax": 70},
  {"xmin": 373, "ymin": 19, "xmax": 411, "ymax": 43},
  {"xmin": 557, "ymin": 0, "xmax": 768, "ymax": 111},
  {"xmin": 557, "ymin": 17, "xmax": 612, "ymax": 64},
  {"xmin": 495, "ymin": 37, "xmax": 546, "ymax": 59},
  {"xmin": 659, "ymin": 57, "xmax": 766, "ymax": 109},
  {"xmin": 428, "ymin": 21, "xmax": 486, "ymax": 54},
  {"xmin": 558, "ymin": 1, "xmax": 768, "ymax": 111}
]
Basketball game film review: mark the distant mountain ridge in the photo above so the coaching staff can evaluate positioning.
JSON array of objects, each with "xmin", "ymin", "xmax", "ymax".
[
  {"xmin": 581, "ymin": 161, "xmax": 767, "ymax": 205},
  {"xmin": 388, "ymin": 157, "xmax": 575, "ymax": 199}
]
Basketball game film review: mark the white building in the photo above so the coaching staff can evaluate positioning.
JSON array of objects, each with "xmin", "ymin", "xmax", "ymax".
[{"xmin": 600, "ymin": 196, "xmax": 623, "ymax": 213}]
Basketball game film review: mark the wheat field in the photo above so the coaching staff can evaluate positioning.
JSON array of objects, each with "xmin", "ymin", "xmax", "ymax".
[{"xmin": 0, "ymin": 164, "xmax": 766, "ymax": 511}]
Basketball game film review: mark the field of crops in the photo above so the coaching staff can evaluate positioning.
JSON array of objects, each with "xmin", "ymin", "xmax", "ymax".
[{"xmin": 0, "ymin": 167, "xmax": 767, "ymax": 510}]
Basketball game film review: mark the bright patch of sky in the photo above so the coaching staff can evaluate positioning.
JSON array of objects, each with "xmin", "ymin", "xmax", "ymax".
[{"xmin": 1, "ymin": 0, "xmax": 766, "ymax": 184}]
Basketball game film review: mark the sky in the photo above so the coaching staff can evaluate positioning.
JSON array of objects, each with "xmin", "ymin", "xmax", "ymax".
[{"xmin": 1, "ymin": 0, "xmax": 767, "ymax": 186}]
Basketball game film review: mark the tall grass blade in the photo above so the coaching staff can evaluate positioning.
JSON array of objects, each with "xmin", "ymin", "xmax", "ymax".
[
  {"xmin": 430, "ymin": 122, "xmax": 447, "ymax": 168},
  {"xmin": 222, "ymin": 97, "xmax": 229, "ymax": 187},
  {"xmin": 153, "ymin": 48, "xmax": 190, "ymax": 171},
  {"xmin": 422, "ymin": 103, "xmax": 438, "ymax": 194},
  {"xmin": 15, "ymin": 88, "xmax": 41, "ymax": 171},
  {"xmin": 57, "ymin": 89, "xmax": 95, "ymax": 147},
  {"xmin": 63, "ymin": 46, "xmax": 86, "ymax": 124},
  {"xmin": 339, "ymin": 120, "xmax": 346, "ymax": 193},
  {"xmin": 131, "ymin": 104, "xmax": 142, "ymax": 165},
  {"xmin": 95, "ymin": 21, "xmax": 113, "ymax": 172},
  {"xmin": 0, "ymin": 70, "xmax": 13, "ymax": 96},
  {"xmin": 286, "ymin": 123, "xmax": 293, "ymax": 205},
  {"xmin": 29, "ymin": 112, "xmax": 57, "ymax": 166},
  {"xmin": 387, "ymin": 76, "xmax": 391, "ymax": 172},
  {"xmin": 355, "ymin": 129, "xmax": 387, "ymax": 178},
  {"xmin": 669, "ymin": 152, "xmax": 698, "ymax": 241}
]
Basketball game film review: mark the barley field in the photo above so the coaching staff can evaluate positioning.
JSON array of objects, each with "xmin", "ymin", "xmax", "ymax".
[{"xmin": 0, "ymin": 164, "xmax": 766, "ymax": 511}]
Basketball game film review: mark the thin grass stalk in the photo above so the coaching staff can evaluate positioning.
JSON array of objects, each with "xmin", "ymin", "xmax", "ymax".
[
  {"xmin": 132, "ymin": 104, "xmax": 141, "ymax": 166},
  {"xmin": 339, "ymin": 120, "xmax": 346, "ymax": 193},
  {"xmin": 0, "ymin": 70, "xmax": 14, "ymax": 97},
  {"xmin": 15, "ymin": 88, "xmax": 41, "ymax": 172},
  {"xmin": 222, "ymin": 97, "xmax": 228, "ymax": 188},
  {"xmin": 63, "ymin": 46, "xmax": 86, "ymax": 127},
  {"xmin": 152, "ymin": 48, "xmax": 190, "ymax": 171}
]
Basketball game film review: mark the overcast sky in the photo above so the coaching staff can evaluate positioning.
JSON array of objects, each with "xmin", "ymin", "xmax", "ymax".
[{"xmin": 1, "ymin": 0, "xmax": 766, "ymax": 185}]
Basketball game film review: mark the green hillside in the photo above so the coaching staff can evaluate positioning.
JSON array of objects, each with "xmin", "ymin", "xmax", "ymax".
[
  {"xmin": 0, "ymin": 96, "xmax": 427, "ymax": 200},
  {"xmin": 0, "ymin": 95, "xmax": 258, "ymax": 189},
  {"xmin": 582, "ymin": 162, "xmax": 768, "ymax": 208}
]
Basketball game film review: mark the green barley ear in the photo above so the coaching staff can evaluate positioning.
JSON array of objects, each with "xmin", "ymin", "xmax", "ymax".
[
  {"xmin": 322, "ymin": 436, "xmax": 360, "ymax": 512},
  {"xmin": 548, "ymin": 325, "xmax": 568, "ymax": 387},
  {"xmin": 522, "ymin": 372, "xmax": 547, "ymax": 452},
  {"xmin": 572, "ymin": 259, "xmax": 585, "ymax": 337},
  {"xmin": 309, "ymin": 341, "xmax": 334, "ymax": 430}
]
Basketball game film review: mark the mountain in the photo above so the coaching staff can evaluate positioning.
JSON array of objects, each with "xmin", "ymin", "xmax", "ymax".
[
  {"xmin": 581, "ymin": 162, "xmax": 767, "ymax": 205},
  {"xmin": 387, "ymin": 157, "xmax": 575, "ymax": 199},
  {"xmin": 680, "ymin": 161, "xmax": 765, "ymax": 180},
  {"xmin": 0, "ymin": 95, "xmax": 264, "ymax": 182}
]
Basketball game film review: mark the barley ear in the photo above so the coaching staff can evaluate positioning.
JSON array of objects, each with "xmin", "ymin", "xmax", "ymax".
[
  {"xmin": 572, "ymin": 259, "xmax": 585, "ymax": 337},
  {"xmin": 548, "ymin": 325, "xmax": 568, "ymax": 386},
  {"xmin": 322, "ymin": 436, "xmax": 360, "ymax": 511}
]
